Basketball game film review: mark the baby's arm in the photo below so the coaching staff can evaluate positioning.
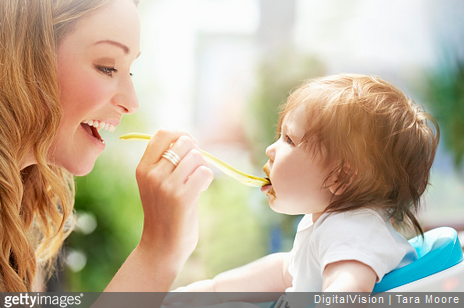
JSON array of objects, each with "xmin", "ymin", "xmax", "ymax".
[
  {"xmin": 213, "ymin": 252, "xmax": 292, "ymax": 292},
  {"xmin": 173, "ymin": 252, "xmax": 292, "ymax": 302},
  {"xmin": 322, "ymin": 260, "xmax": 377, "ymax": 292}
]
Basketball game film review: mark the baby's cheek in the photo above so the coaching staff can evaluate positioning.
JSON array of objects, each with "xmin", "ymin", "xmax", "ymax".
[{"xmin": 278, "ymin": 176, "xmax": 303, "ymax": 198}]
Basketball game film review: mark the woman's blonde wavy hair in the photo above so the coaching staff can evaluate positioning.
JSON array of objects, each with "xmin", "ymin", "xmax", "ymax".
[
  {"xmin": 278, "ymin": 74, "xmax": 439, "ymax": 236},
  {"xmin": 0, "ymin": 0, "xmax": 126, "ymax": 292}
]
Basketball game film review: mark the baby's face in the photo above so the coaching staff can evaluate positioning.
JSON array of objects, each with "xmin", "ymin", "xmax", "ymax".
[{"xmin": 262, "ymin": 105, "xmax": 334, "ymax": 216}]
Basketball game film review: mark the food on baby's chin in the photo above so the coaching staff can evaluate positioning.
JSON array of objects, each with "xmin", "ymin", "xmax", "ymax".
[
  {"xmin": 266, "ymin": 187, "xmax": 276, "ymax": 201},
  {"xmin": 263, "ymin": 162, "xmax": 270, "ymax": 178}
]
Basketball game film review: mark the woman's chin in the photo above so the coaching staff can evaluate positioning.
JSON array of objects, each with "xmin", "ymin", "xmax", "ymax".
[
  {"xmin": 71, "ymin": 165, "xmax": 95, "ymax": 176},
  {"xmin": 73, "ymin": 167, "xmax": 95, "ymax": 176},
  {"xmin": 61, "ymin": 158, "xmax": 97, "ymax": 176}
]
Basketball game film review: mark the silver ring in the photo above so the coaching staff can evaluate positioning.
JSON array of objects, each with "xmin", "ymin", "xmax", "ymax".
[{"xmin": 162, "ymin": 149, "xmax": 181, "ymax": 167}]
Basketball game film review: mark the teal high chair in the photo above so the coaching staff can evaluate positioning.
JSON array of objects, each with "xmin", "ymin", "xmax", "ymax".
[{"xmin": 374, "ymin": 226, "xmax": 463, "ymax": 292}]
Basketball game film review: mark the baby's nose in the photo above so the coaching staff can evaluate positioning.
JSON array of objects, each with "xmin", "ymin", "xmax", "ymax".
[{"xmin": 265, "ymin": 142, "xmax": 276, "ymax": 161}]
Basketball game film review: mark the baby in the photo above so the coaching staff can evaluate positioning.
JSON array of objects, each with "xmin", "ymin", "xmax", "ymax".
[{"xmin": 173, "ymin": 74, "xmax": 439, "ymax": 299}]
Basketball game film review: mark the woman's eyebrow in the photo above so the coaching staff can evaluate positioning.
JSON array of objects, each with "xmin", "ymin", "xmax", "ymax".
[{"xmin": 94, "ymin": 40, "xmax": 130, "ymax": 54}]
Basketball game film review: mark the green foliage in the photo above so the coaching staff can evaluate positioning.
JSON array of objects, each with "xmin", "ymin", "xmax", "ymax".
[
  {"xmin": 423, "ymin": 56, "xmax": 464, "ymax": 167},
  {"xmin": 65, "ymin": 150, "xmax": 142, "ymax": 291},
  {"xmin": 246, "ymin": 53, "xmax": 325, "ymax": 160},
  {"xmin": 188, "ymin": 179, "xmax": 268, "ymax": 279}
]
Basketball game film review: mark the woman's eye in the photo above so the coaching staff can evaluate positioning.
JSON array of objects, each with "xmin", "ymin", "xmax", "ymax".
[{"xmin": 96, "ymin": 65, "xmax": 118, "ymax": 77}]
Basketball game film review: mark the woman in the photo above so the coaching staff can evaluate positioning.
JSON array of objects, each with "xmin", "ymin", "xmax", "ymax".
[{"xmin": 0, "ymin": 0, "xmax": 213, "ymax": 292}]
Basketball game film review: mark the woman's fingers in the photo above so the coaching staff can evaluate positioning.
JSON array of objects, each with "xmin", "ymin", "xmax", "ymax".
[
  {"xmin": 178, "ymin": 156, "xmax": 214, "ymax": 193},
  {"xmin": 147, "ymin": 133, "xmax": 213, "ymax": 191},
  {"xmin": 138, "ymin": 129, "xmax": 191, "ymax": 168},
  {"xmin": 134, "ymin": 128, "xmax": 214, "ymax": 266},
  {"xmin": 136, "ymin": 128, "xmax": 213, "ymax": 211},
  {"xmin": 157, "ymin": 135, "xmax": 198, "ymax": 173}
]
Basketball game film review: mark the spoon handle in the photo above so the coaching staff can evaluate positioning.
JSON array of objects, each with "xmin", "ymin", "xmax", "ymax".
[{"xmin": 120, "ymin": 133, "xmax": 270, "ymax": 188}]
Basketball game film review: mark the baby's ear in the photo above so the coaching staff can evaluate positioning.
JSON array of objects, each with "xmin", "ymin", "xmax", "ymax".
[{"xmin": 326, "ymin": 165, "xmax": 357, "ymax": 195}]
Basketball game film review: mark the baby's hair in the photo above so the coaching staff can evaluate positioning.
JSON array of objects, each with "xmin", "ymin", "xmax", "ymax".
[{"xmin": 277, "ymin": 74, "xmax": 439, "ymax": 235}]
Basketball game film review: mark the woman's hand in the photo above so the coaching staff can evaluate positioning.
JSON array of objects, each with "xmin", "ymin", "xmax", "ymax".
[
  {"xmin": 104, "ymin": 129, "xmax": 213, "ymax": 292},
  {"xmin": 136, "ymin": 129, "xmax": 214, "ymax": 266}
]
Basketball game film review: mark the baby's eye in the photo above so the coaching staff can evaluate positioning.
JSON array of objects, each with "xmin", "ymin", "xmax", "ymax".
[
  {"xmin": 96, "ymin": 65, "xmax": 118, "ymax": 77},
  {"xmin": 285, "ymin": 135, "xmax": 294, "ymax": 145}
]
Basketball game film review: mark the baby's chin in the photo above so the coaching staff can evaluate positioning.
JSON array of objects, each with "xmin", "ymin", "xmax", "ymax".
[
  {"xmin": 265, "ymin": 187, "xmax": 276, "ymax": 202},
  {"xmin": 267, "ymin": 193, "xmax": 312, "ymax": 215},
  {"xmin": 268, "ymin": 199, "xmax": 296, "ymax": 215}
]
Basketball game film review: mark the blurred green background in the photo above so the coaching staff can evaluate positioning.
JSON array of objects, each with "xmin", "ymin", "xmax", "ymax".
[{"xmin": 52, "ymin": 0, "xmax": 464, "ymax": 291}]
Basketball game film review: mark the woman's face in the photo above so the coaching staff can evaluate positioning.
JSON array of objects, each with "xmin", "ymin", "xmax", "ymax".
[{"xmin": 51, "ymin": 0, "xmax": 140, "ymax": 176}]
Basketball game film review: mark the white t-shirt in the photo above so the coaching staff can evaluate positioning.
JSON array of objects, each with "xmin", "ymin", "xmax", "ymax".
[{"xmin": 285, "ymin": 208, "xmax": 417, "ymax": 292}]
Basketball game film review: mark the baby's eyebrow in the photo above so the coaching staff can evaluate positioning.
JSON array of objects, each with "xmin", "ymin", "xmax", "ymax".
[{"xmin": 283, "ymin": 123, "xmax": 296, "ymax": 136}]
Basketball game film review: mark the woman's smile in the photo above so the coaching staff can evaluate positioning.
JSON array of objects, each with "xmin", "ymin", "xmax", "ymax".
[{"xmin": 80, "ymin": 119, "xmax": 119, "ymax": 143}]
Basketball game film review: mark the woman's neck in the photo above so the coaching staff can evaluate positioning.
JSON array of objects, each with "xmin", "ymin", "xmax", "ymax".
[{"xmin": 20, "ymin": 148, "xmax": 37, "ymax": 170}]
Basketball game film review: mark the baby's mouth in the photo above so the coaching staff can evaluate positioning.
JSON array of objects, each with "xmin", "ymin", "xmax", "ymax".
[
  {"xmin": 262, "ymin": 162, "xmax": 276, "ymax": 200},
  {"xmin": 263, "ymin": 163, "xmax": 271, "ymax": 183},
  {"xmin": 81, "ymin": 120, "xmax": 116, "ymax": 143}
]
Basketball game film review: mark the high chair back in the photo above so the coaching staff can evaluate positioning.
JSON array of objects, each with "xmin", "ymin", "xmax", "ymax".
[{"xmin": 373, "ymin": 227, "xmax": 463, "ymax": 292}]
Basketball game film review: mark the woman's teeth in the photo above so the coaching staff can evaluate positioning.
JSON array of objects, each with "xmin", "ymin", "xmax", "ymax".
[{"xmin": 82, "ymin": 119, "xmax": 116, "ymax": 132}]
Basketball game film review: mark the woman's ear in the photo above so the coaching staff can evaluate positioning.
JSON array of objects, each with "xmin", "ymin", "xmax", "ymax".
[{"xmin": 326, "ymin": 165, "xmax": 357, "ymax": 195}]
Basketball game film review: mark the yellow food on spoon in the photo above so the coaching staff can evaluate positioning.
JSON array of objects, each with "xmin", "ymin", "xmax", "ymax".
[{"xmin": 120, "ymin": 133, "xmax": 270, "ymax": 188}]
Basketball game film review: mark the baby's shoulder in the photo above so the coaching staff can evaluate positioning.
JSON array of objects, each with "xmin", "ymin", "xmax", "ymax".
[
  {"xmin": 320, "ymin": 207, "xmax": 385, "ymax": 224},
  {"xmin": 313, "ymin": 208, "xmax": 391, "ymax": 237}
]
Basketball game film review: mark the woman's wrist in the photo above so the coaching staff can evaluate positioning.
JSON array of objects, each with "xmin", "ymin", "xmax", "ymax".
[
  {"xmin": 136, "ymin": 238, "xmax": 187, "ymax": 273},
  {"xmin": 131, "ymin": 244, "xmax": 182, "ymax": 291},
  {"xmin": 104, "ymin": 244, "xmax": 180, "ymax": 292}
]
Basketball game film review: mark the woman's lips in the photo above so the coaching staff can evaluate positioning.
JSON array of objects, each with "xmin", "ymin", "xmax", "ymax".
[
  {"xmin": 81, "ymin": 123, "xmax": 103, "ymax": 143},
  {"xmin": 80, "ymin": 119, "xmax": 119, "ymax": 144}
]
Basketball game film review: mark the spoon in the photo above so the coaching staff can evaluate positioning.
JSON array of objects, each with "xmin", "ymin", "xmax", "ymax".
[{"xmin": 119, "ymin": 133, "xmax": 271, "ymax": 188}]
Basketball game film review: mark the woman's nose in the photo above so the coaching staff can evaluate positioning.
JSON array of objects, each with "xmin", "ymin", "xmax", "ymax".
[{"xmin": 114, "ymin": 77, "xmax": 139, "ymax": 114}]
